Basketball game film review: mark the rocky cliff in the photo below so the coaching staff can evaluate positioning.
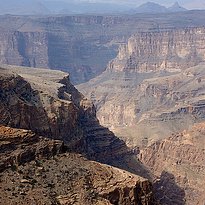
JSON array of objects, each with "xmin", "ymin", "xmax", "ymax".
[
  {"xmin": 78, "ymin": 27, "xmax": 205, "ymax": 148},
  {"xmin": 0, "ymin": 64, "xmax": 155, "ymax": 204},
  {"xmin": 0, "ymin": 65, "xmax": 82, "ymax": 143},
  {"xmin": 140, "ymin": 122, "xmax": 205, "ymax": 205},
  {"xmin": 0, "ymin": 31, "xmax": 49, "ymax": 67},
  {"xmin": 108, "ymin": 27, "xmax": 205, "ymax": 72},
  {"xmin": 1, "ymin": 11, "xmax": 205, "ymax": 84}
]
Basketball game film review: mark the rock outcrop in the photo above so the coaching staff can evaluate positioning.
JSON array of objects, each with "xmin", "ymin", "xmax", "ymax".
[
  {"xmin": 0, "ymin": 65, "xmax": 155, "ymax": 205},
  {"xmin": 0, "ymin": 65, "xmax": 135, "ymax": 166},
  {"xmin": 0, "ymin": 65, "xmax": 82, "ymax": 143},
  {"xmin": 140, "ymin": 122, "xmax": 205, "ymax": 205},
  {"xmin": 0, "ymin": 126, "xmax": 154, "ymax": 205},
  {"xmin": 0, "ymin": 126, "xmax": 64, "ymax": 172},
  {"xmin": 0, "ymin": 151, "xmax": 154, "ymax": 205}
]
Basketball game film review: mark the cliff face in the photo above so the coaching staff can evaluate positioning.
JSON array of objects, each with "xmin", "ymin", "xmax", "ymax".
[
  {"xmin": 0, "ymin": 65, "xmax": 81, "ymax": 143},
  {"xmin": 108, "ymin": 27, "xmax": 205, "ymax": 72},
  {"xmin": 0, "ymin": 65, "xmax": 155, "ymax": 204},
  {"xmin": 0, "ymin": 31, "xmax": 49, "ymax": 68},
  {"xmin": 140, "ymin": 123, "xmax": 205, "ymax": 205},
  {"xmin": 78, "ymin": 27, "xmax": 205, "ymax": 148},
  {"xmin": 1, "ymin": 11, "xmax": 205, "ymax": 84},
  {"xmin": 0, "ymin": 65, "xmax": 134, "ymax": 165}
]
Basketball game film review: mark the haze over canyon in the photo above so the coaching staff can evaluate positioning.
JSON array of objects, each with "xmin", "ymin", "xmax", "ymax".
[{"xmin": 0, "ymin": 3, "xmax": 205, "ymax": 205}]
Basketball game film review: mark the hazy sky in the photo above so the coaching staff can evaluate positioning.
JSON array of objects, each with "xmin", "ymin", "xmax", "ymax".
[{"xmin": 55, "ymin": 0, "xmax": 205, "ymax": 9}]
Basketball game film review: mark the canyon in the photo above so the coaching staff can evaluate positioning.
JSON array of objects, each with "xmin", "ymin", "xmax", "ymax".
[
  {"xmin": 1, "ymin": 10, "xmax": 205, "ymax": 205},
  {"xmin": 77, "ymin": 26, "xmax": 205, "ymax": 204},
  {"xmin": 78, "ymin": 27, "xmax": 205, "ymax": 148},
  {"xmin": 1, "ymin": 11, "xmax": 205, "ymax": 84}
]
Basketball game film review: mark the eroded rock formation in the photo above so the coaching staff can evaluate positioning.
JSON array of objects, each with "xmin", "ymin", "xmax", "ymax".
[
  {"xmin": 108, "ymin": 27, "xmax": 205, "ymax": 72},
  {"xmin": 140, "ymin": 123, "xmax": 205, "ymax": 205},
  {"xmin": 0, "ymin": 65, "xmax": 155, "ymax": 204},
  {"xmin": 78, "ymin": 27, "xmax": 205, "ymax": 148},
  {"xmin": 1, "ymin": 11, "xmax": 205, "ymax": 84}
]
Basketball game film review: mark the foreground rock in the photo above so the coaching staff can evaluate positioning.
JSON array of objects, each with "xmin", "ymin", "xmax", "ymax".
[
  {"xmin": 140, "ymin": 122, "xmax": 205, "ymax": 205},
  {"xmin": 0, "ymin": 65, "xmax": 155, "ymax": 204},
  {"xmin": 0, "ymin": 126, "xmax": 154, "ymax": 205},
  {"xmin": 0, "ymin": 153, "xmax": 154, "ymax": 205},
  {"xmin": 0, "ymin": 125, "xmax": 155, "ymax": 205},
  {"xmin": 0, "ymin": 126, "xmax": 63, "ymax": 172}
]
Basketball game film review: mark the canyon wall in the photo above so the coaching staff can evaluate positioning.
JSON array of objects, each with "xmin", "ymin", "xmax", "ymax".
[
  {"xmin": 140, "ymin": 122, "xmax": 205, "ymax": 205},
  {"xmin": 0, "ymin": 31, "xmax": 49, "ymax": 67},
  {"xmin": 1, "ymin": 11, "xmax": 205, "ymax": 84},
  {"xmin": 108, "ymin": 27, "xmax": 205, "ymax": 72},
  {"xmin": 78, "ymin": 27, "xmax": 205, "ymax": 147},
  {"xmin": 77, "ymin": 25, "xmax": 205, "ymax": 205}
]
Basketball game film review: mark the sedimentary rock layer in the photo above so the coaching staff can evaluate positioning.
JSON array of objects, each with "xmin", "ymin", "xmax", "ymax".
[
  {"xmin": 140, "ymin": 122, "xmax": 205, "ymax": 205},
  {"xmin": 78, "ymin": 27, "xmax": 205, "ymax": 147},
  {"xmin": 1, "ymin": 11, "xmax": 205, "ymax": 83},
  {"xmin": 108, "ymin": 27, "xmax": 205, "ymax": 72}
]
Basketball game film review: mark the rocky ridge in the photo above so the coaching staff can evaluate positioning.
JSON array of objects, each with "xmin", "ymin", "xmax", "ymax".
[{"xmin": 0, "ymin": 65, "xmax": 155, "ymax": 204}]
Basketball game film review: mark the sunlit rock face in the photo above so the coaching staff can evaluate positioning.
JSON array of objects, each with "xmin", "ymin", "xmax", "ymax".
[
  {"xmin": 108, "ymin": 27, "xmax": 205, "ymax": 72},
  {"xmin": 78, "ymin": 27, "xmax": 205, "ymax": 147}
]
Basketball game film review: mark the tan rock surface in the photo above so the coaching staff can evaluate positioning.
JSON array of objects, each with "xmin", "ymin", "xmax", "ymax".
[
  {"xmin": 0, "ymin": 126, "xmax": 154, "ymax": 205},
  {"xmin": 108, "ymin": 27, "xmax": 205, "ymax": 72},
  {"xmin": 140, "ymin": 122, "xmax": 205, "ymax": 205},
  {"xmin": 78, "ymin": 27, "xmax": 205, "ymax": 148}
]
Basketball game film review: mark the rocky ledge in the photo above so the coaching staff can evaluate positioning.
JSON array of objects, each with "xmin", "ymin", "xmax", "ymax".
[
  {"xmin": 0, "ymin": 126, "xmax": 154, "ymax": 205},
  {"xmin": 0, "ymin": 65, "xmax": 155, "ymax": 204}
]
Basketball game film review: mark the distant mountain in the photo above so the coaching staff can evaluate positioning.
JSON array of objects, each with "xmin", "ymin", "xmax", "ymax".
[
  {"xmin": 168, "ymin": 2, "xmax": 187, "ymax": 12},
  {"xmin": 132, "ymin": 1, "xmax": 187, "ymax": 14},
  {"xmin": 134, "ymin": 2, "xmax": 168, "ymax": 13},
  {"xmin": 0, "ymin": 0, "xmax": 188, "ymax": 15},
  {"xmin": 0, "ymin": 0, "xmax": 50, "ymax": 15}
]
